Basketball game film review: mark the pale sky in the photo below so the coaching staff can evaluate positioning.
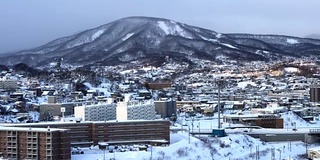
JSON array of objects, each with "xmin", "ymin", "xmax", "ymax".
[{"xmin": 0, "ymin": 0, "xmax": 319, "ymax": 53}]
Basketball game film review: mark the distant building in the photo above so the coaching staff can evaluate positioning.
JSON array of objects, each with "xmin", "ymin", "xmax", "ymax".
[
  {"xmin": 310, "ymin": 85, "xmax": 320, "ymax": 102},
  {"xmin": 0, "ymin": 79, "xmax": 18, "ymax": 91},
  {"xmin": 154, "ymin": 99, "xmax": 177, "ymax": 118},
  {"xmin": 146, "ymin": 83, "xmax": 172, "ymax": 90},
  {"xmin": 243, "ymin": 115, "xmax": 284, "ymax": 128},
  {"xmin": 70, "ymin": 91, "xmax": 84, "ymax": 100},
  {"xmin": 176, "ymin": 101, "xmax": 200, "ymax": 109},
  {"xmin": 174, "ymin": 84, "xmax": 187, "ymax": 92},
  {"xmin": 138, "ymin": 90, "xmax": 152, "ymax": 99},
  {"xmin": 39, "ymin": 96, "xmax": 75, "ymax": 121},
  {"xmin": 0, "ymin": 127, "xmax": 70, "ymax": 160},
  {"xmin": 9, "ymin": 92, "xmax": 24, "ymax": 101},
  {"xmin": 224, "ymin": 114, "xmax": 284, "ymax": 128}
]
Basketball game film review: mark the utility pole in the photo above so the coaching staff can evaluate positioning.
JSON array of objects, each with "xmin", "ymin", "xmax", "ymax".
[
  {"xmin": 277, "ymin": 148, "xmax": 281, "ymax": 160},
  {"xmin": 192, "ymin": 116, "xmax": 194, "ymax": 133},
  {"xmin": 218, "ymin": 82, "xmax": 221, "ymax": 129},
  {"xmin": 256, "ymin": 145, "xmax": 259, "ymax": 160},
  {"xmin": 271, "ymin": 147, "xmax": 275, "ymax": 160},
  {"xmin": 305, "ymin": 135, "xmax": 308, "ymax": 156},
  {"xmin": 188, "ymin": 126, "xmax": 190, "ymax": 144},
  {"xmin": 103, "ymin": 148, "xmax": 105, "ymax": 160},
  {"xmin": 215, "ymin": 79, "xmax": 224, "ymax": 129},
  {"xmin": 198, "ymin": 121, "xmax": 200, "ymax": 138},
  {"xmin": 150, "ymin": 145, "xmax": 153, "ymax": 160}
]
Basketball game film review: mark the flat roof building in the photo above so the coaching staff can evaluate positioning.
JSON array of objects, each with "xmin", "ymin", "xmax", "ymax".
[{"xmin": 4, "ymin": 120, "xmax": 170, "ymax": 147}]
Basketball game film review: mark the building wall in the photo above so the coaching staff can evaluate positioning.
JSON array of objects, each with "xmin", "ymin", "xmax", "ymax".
[
  {"xmin": 176, "ymin": 101, "xmax": 200, "ymax": 109},
  {"xmin": 61, "ymin": 103, "xmax": 75, "ymax": 116},
  {"xmin": 8, "ymin": 123, "xmax": 94, "ymax": 146},
  {"xmin": 84, "ymin": 104, "xmax": 116, "ymax": 121},
  {"xmin": 248, "ymin": 118, "xmax": 284, "ymax": 128},
  {"xmin": 40, "ymin": 102, "xmax": 76, "ymax": 121},
  {"xmin": 92, "ymin": 120, "xmax": 170, "ymax": 145},
  {"xmin": 74, "ymin": 106, "xmax": 86, "ymax": 121},
  {"xmin": 74, "ymin": 101, "xmax": 156, "ymax": 121},
  {"xmin": 127, "ymin": 102, "xmax": 156, "ymax": 120},
  {"xmin": 147, "ymin": 83, "xmax": 172, "ymax": 90},
  {"xmin": 155, "ymin": 100, "xmax": 177, "ymax": 118},
  {"xmin": 48, "ymin": 96, "xmax": 57, "ymax": 104},
  {"xmin": 116, "ymin": 102, "xmax": 128, "ymax": 121},
  {"xmin": 5, "ymin": 120, "xmax": 170, "ymax": 147},
  {"xmin": 0, "ymin": 80, "xmax": 18, "ymax": 91},
  {"xmin": 249, "ymin": 133, "xmax": 305, "ymax": 142},
  {"xmin": 0, "ymin": 128, "xmax": 70, "ymax": 160},
  {"xmin": 310, "ymin": 86, "xmax": 320, "ymax": 102},
  {"xmin": 155, "ymin": 101, "xmax": 167, "ymax": 117},
  {"xmin": 39, "ymin": 103, "xmax": 62, "ymax": 121}
]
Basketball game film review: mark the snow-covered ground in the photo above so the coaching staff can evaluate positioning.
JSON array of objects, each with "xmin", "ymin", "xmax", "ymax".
[
  {"xmin": 72, "ymin": 131, "xmax": 312, "ymax": 160},
  {"xmin": 72, "ymin": 111, "xmax": 320, "ymax": 160}
]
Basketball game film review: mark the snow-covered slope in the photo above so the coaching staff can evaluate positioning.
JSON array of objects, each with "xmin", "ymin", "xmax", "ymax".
[
  {"xmin": 2, "ymin": 16, "xmax": 320, "ymax": 67},
  {"xmin": 71, "ymin": 132, "xmax": 310, "ymax": 160}
]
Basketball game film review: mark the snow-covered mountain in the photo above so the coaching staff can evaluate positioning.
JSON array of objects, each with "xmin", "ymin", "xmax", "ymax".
[
  {"xmin": 305, "ymin": 34, "xmax": 320, "ymax": 40},
  {"xmin": 2, "ymin": 16, "xmax": 320, "ymax": 67}
]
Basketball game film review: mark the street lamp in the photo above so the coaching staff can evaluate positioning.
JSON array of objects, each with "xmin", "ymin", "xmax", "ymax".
[{"xmin": 188, "ymin": 126, "xmax": 190, "ymax": 144}]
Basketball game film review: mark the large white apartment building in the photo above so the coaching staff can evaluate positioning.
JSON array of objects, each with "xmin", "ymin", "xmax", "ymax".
[
  {"xmin": 116, "ymin": 100, "xmax": 156, "ymax": 121},
  {"xmin": 74, "ymin": 103, "xmax": 117, "ymax": 121},
  {"xmin": 75, "ymin": 98, "xmax": 156, "ymax": 121}
]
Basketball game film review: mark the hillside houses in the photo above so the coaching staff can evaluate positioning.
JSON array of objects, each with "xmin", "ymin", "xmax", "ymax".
[{"xmin": 0, "ymin": 58, "xmax": 320, "ymax": 128}]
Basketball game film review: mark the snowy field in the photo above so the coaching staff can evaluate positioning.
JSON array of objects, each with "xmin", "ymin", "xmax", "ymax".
[
  {"xmin": 72, "ymin": 131, "xmax": 313, "ymax": 160},
  {"xmin": 72, "ymin": 111, "xmax": 320, "ymax": 160}
]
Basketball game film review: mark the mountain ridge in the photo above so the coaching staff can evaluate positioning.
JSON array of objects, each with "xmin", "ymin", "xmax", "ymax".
[
  {"xmin": 1, "ymin": 16, "xmax": 320, "ymax": 67},
  {"xmin": 305, "ymin": 34, "xmax": 320, "ymax": 40}
]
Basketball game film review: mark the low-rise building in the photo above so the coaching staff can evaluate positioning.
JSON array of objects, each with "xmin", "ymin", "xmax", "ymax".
[
  {"xmin": 40, "ymin": 96, "xmax": 75, "ymax": 121},
  {"xmin": 4, "ymin": 120, "xmax": 170, "ymax": 147}
]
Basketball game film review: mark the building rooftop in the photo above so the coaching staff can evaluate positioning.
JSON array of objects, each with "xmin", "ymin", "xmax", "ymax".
[{"xmin": 0, "ymin": 126, "xmax": 68, "ymax": 132}]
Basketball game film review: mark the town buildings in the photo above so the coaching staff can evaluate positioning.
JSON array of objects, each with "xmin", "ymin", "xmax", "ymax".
[{"xmin": 1, "ymin": 58, "xmax": 320, "ymax": 159}]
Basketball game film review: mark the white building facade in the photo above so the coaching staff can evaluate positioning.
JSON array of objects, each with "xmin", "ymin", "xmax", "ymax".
[
  {"xmin": 74, "ymin": 103, "xmax": 117, "ymax": 121},
  {"xmin": 116, "ymin": 100, "xmax": 156, "ymax": 121}
]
